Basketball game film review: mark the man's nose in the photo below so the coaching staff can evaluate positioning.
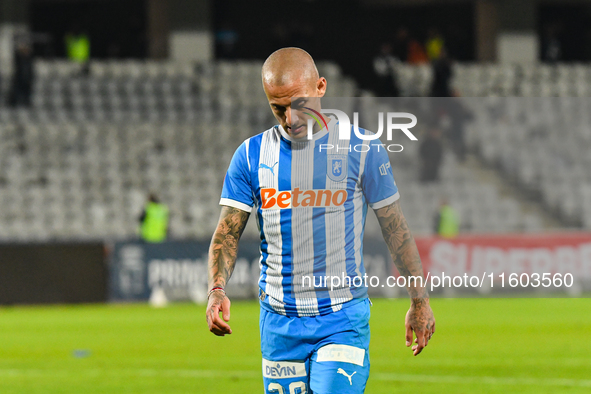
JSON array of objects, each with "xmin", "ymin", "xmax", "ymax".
[
  {"xmin": 286, "ymin": 107, "xmax": 292, "ymax": 126},
  {"xmin": 286, "ymin": 108, "xmax": 299, "ymax": 127}
]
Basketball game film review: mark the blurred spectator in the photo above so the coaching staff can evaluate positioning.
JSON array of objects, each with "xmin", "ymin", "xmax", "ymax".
[
  {"xmin": 372, "ymin": 43, "xmax": 400, "ymax": 97},
  {"xmin": 426, "ymin": 27, "xmax": 444, "ymax": 61},
  {"xmin": 433, "ymin": 198, "xmax": 459, "ymax": 238},
  {"xmin": 392, "ymin": 27, "xmax": 410, "ymax": 62},
  {"xmin": 419, "ymin": 127, "xmax": 443, "ymax": 183},
  {"xmin": 216, "ymin": 21, "xmax": 239, "ymax": 59},
  {"xmin": 65, "ymin": 25, "xmax": 90, "ymax": 73},
  {"xmin": 9, "ymin": 36, "xmax": 34, "ymax": 108},
  {"xmin": 430, "ymin": 48, "xmax": 452, "ymax": 97},
  {"xmin": 542, "ymin": 23, "xmax": 562, "ymax": 62},
  {"xmin": 139, "ymin": 193, "xmax": 169, "ymax": 243},
  {"xmin": 444, "ymin": 98, "xmax": 472, "ymax": 162},
  {"xmin": 407, "ymin": 38, "xmax": 429, "ymax": 64}
]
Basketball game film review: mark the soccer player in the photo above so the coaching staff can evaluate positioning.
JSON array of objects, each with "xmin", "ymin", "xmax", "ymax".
[{"xmin": 206, "ymin": 47, "xmax": 435, "ymax": 393}]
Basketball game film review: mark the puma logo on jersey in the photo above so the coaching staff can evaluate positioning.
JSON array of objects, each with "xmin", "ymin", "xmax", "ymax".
[
  {"xmin": 337, "ymin": 368, "xmax": 356, "ymax": 385},
  {"xmin": 259, "ymin": 162, "xmax": 278, "ymax": 176},
  {"xmin": 260, "ymin": 188, "xmax": 348, "ymax": 209}
]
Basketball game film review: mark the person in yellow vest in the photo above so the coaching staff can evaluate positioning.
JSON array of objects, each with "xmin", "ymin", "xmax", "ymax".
[
  {"xmin": 65, "ymin": 26, "xmax": 90, "ymax": 74},
  {"xmin": 426, "ymin": 27, "xmax": 444, "ymax": 61},
  {"xmin": 434, "ymin": 198, "xmax": 459, "ymax": 238},
  {"xmin": 139, "ymin": 194, "xmax": 169, "ymax": 242}
]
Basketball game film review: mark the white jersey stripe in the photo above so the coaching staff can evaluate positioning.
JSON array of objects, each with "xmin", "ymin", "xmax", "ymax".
[
  {"xmin": 325, "ymin": 124, "xmax": 353, "ymax": 312},
  {"xmin": 245, "ymin": 138, "xmax": 251, "ymax": 171},
  {"xmin": 259, "ymin": 128, "xmax": 285, "ymax": 315},
  {"xmin": 353, "ymin": 130, "xmax": 371, "ymax": 277},
  {"xmin": 292, "ymin": 140, "xmax": 319, "ymax": 316}
]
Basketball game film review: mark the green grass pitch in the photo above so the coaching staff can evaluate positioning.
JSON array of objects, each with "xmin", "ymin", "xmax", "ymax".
[{"xmin": 1, "ymin": 298, "xmax": 590, "ymax": 393}]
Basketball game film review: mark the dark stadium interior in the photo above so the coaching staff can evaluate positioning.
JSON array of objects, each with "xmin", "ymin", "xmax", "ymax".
[
  {"xmin": 30, "ymin": 0, "xmax": 147, "ymax": 58},
  {"xmin": 211, "ymin": 0, "xmax": 474, "ymax": 87}
]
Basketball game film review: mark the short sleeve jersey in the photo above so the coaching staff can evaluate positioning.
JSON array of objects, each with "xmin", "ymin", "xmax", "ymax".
[{"xmin": 220, "ymin": 118, "xmax": 399, "ymax": 316}]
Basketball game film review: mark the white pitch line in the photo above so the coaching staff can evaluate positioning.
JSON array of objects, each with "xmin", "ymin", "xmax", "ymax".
[
  {"xmin": 372, "ymin": 372, "xmax": 591, "ymax": 388},
  {"xmin": 0, "ymin": 369, "xmax": 590, "ymax": 388}
]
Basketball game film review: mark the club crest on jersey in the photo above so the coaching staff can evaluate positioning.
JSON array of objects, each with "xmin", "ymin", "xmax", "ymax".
[{"xmin": 327, "ymin": 154, "xmax": 347, "ymax": 182}]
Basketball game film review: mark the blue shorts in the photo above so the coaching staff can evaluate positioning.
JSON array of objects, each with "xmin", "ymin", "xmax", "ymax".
[{"xmin": 260, "ymin": 299, "xmax": 371, "ymax": 394}]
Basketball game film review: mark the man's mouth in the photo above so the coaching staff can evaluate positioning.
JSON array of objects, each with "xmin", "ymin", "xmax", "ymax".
[{"xmin": 290, "ymin": 125, "xmax": 305, "ymax": 135}]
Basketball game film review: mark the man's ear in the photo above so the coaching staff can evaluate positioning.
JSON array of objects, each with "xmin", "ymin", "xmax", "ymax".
[{"xmin": 316, "ymin": 77, "xmax": 327, "ymax": 97}]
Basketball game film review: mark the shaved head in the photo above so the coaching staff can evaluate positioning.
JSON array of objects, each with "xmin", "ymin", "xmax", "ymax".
[
  {"xmin": 262, "ymin": 47, "xmax": 319, "ymax": 89},
  {"xmin": 261, "ymin": 47, "xmax": 328, "ymax": 139}
]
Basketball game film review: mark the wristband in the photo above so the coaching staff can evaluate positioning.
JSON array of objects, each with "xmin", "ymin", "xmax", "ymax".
[{"xmin": 207, "ymin": 287, "xmax": 226, "ymax": 299}]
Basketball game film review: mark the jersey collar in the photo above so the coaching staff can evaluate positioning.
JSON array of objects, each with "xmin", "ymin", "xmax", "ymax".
[{"xmin": 278, "ymin": 116, "xmax": 336, "ymax": 143}]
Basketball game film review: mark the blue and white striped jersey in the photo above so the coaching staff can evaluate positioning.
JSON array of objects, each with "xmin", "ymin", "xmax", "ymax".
[{"xmin": 220, "ymin": 117, "xmax": 399, "ymax": 317}]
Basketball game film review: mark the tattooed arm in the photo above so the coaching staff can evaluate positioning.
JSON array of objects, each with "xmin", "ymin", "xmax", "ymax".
[
  {"xmin": 206, "ymin": 206, "xmax": 250, "ymax": 336},
  {"xmin": 375, "ymin": 200, "xmax": 435, "ymax": 356}
]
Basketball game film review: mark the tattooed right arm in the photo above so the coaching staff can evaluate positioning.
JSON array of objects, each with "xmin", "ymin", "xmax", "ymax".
[
  {"xmin": 206, "ymin": 206, "xmax": 249, "ymax": 336},
  {"xmin": 208, "ymin": 206, "xmax": 250, "ymax": 290}
]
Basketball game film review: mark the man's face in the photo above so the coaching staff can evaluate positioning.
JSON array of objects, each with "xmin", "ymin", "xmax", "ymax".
[{"xmin": 264, "ymin": 77, "xmax": 326, "ymax": 139}]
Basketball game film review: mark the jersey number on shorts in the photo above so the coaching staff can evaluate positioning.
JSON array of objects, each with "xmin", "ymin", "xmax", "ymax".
[{"xmin": 268, "ymin": 381, "xmax": 307, "ymax": 394}]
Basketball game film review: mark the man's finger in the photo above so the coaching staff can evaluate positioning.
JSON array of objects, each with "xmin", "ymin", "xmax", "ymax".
[
  {"xmin": 209, "ymin": 318, "xmax": 231, "ymax": 335},
  {"xmin": 405, "ymin": 325, "xmax": 413, "ymax": 347},
  {"xmin": 222, "ymin": 298, "xmax": 231, "ymax": 322},
  {"xmin": 206, "ymin": 305, "xmax": 220, "ymax": 329},
  {"xmin": 413, "ymin": 330, "xmax": 426, "ymax": 356},
  {"xmin": 211, "ymin": 326, "xmax": 228, "ymax": 336},
  {"xmin": 211, "ymin": 309, "xmax": 232, "ymax": 334}
]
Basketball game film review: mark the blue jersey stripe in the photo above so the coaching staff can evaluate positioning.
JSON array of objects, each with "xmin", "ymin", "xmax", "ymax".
[
  {"xmin": 344, "ymin": 147, "xmax": 360, "ymax": 281},
  {"xmin": 247, "ymin": 134, "xmax": 268, "ymax": 293},
  {"xmin": 278, "ymin": 137, "xmax": 293, "ymax": 309}
]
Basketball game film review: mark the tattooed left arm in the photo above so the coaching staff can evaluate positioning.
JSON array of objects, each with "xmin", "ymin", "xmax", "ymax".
[{"xmin": 375, "ymin": 200, "xmax": 436, "ymax": 355}]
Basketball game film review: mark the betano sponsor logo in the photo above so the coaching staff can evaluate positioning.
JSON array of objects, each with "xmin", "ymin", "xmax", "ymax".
[{"xmin": 261, "ymin": 187, "xmax": 348, "ymax": 210}]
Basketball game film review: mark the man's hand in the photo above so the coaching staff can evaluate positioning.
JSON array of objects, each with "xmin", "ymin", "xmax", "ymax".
[
  {"xmin": 206, "ymin": 206, "xmax": 249, "ymax": 336},
  {"xmin": 405, "ymin": 298, "xmax": 435, "ymax": 356},
  {"xmin": 206, "ymin": 290, "xmax": 232, "ymax": 336}
]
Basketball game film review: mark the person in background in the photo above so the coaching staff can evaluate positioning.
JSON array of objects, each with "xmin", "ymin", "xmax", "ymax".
[
  {"xmin": 139, "ymin": 193, "xmax": 169, "ymax": 243},
  {"xmin": 419, "ymin": 127, "xmax": 443, "ymax": 183},
  {"xmin": 9, "ymin": 36, "xmax": 34, "ymax": 107},
  {"xmin": 215, "ymin": 21, "xmax": 239, "ymax": 59},
  {"xmin": 425, "ymin": 27, "xmax": 444, "ymax": 61},
  {"xmin": 434, "ymin": 198, "xmax": 459, "ymax": 238},
  {"xmin": 372, "ymin": 42, "xmax": 400, "ymax": 97},
  {"xmin": 392, "ymin": 27, "xmax": 410, "ymax": 62},
  {"xmin": 65, "ymin": 24, "xmax": 90, "ymax": 73},
  {"xmin": 444, "ymin": 97, "xmax": 472, "ymax": 162},
  {"xmin": 407, "ymin": 37, "xmax": 429, "ymax": 65},
  {"xmin": 541, "ymin": 22, "xmax": 562, "ymax": 63},
  {"xmin": 430, "ymin": 47, "xmax": 453, "ymax": 97}
]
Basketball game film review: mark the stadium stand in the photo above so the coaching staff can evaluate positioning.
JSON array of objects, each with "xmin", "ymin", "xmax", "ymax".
[
  {"xmin": 394, "ymin": 62, "xmax": 591, "ymax": 230},
  {"xmin": 1, "ymin": 60, "xmax": 576, "ymax": 242}
]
